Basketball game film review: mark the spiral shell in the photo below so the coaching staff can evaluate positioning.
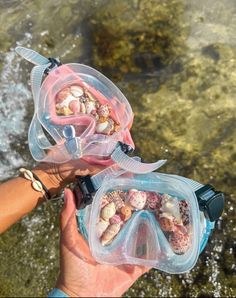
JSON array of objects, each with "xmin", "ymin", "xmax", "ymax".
[
  {"xmin": 96, "ymin": 218, "xmax": 110, "ymax": 238},
  {"xmin": 127, "ymin": 189, "xmax": 147, "ymax": 210},
  {"xmin": 100, "ymin": 202, "xmax": 116, "ymax": 221},
  {"xmin": 106, "ymin": 191, "xmax": 125, "ymax": 210},
  {"xmin": 109, "ymin": 214, "xmax": 123, "ymax": 225},
  {"xmin": 101, "ymin": 223, "xmax": 121, "ymax": 246}
]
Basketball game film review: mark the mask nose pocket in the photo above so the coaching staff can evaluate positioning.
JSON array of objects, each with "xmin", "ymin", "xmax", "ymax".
[{"xmin": 123, "ymin": 211, "xmax": 174, "ymax": 265}]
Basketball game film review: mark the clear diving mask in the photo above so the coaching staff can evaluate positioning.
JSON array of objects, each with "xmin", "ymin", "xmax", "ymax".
[
  {"xmin": 15, "ymin": 47, "xmax": 152, "ymax": 167},
  {"xmin": 75, "ymin": 165, "xmax": 224, "ymax": 274}
]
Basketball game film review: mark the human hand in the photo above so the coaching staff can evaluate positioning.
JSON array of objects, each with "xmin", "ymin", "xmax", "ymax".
[
  {"xmin": 56, "ymin": 188, "xmax": 149, "ymax": 297},
  {"xmin": 33, "ymin": 159, "xmax": 104, "ymax": 197}
]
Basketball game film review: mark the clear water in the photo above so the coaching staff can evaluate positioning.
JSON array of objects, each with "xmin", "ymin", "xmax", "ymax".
[{"xmin": 0, "ymin": 0, "xmax": 235, "ymax": 297}]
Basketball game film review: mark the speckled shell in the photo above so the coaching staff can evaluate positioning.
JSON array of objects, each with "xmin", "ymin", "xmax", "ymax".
[
  {"xmin": 146, "ymin": 192, "xmax": 162, "ymax": 209},
  {"xmin": 96, "ymin": 218, "xmax": 110, "ymax": 238},
  {"xmin": 106, "ymin": 191, "xmax": 125, "ymax": 210},
  {"xmin": 127, "ymin": 189, "xmax": 147, "ymax": 210},
  {"xmin": 101, "ymin": 223, "xmax": 121, "ymax": 246},
  {"xmin": 70, "ymin": 85, "xmax": 83, "ymax": 97},
  {"xmin": 158, "ymin": 213, "xmax": 176, "ymax": 232},
  {"xmin": 160, "ymin": 194, "xmax": 182, "ymax": 223},
  {"xmin": 169, "ymin": 230, "xmax": 191, "ymax": 254},
  {"xmin": 97, "ymin": 104, "xmax": 110, "ymax": 118},
  {"xmin": 120, "ymin": 205, "xmax": 132, "ymax": 221},
  {"xmin": 100, "ymin": 202, "xmax": 116, "ymax": 221},
  {"xmin": 179, "ymin": 200, "xmax": 190, "ymax": 226}
]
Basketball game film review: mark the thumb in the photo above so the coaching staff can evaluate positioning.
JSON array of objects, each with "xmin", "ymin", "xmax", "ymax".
[{"xmin": 60, "ymin": 188, "xmax": 77, "ymax": 232}]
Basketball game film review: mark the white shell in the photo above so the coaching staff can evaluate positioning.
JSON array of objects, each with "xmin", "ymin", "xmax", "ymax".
[
  {"xmin": 85, "ymin": 101, "xmax": 96, "ymax": 114},
  {"xmin": 96, "ymin": 218, "xmax": 110, "ymax": 238},
  {"xmin": 21, "ymin": 169, "xmax": 33, "ymax": 180},
  {"xmin": 95, "ymin": 121, "xmax": 109, "ymax": 133},
  {"xmin": 57, "ymin": 94, "xmax": 76, "ymax": 108},
  {"xmin": 100, "ymin": 202, "xmax": 116, "ymax": 221},
  {"xmin": 32, "ymin": 180, "xmax": 43, "ymax": 192},
  {"xmin": 101, "ymin": 223, "xmax": 121, "ymax": 246},
  {"xmin": 102, "ymin": 118, "xmax": 114, "ymax": 135},
  {"xmin": 70, "ymin": 86, "xmax": 83, "ymax": 97},
  {"xmin": 161, "ymin": 194, "xmax": 182, "ymax": 223}
]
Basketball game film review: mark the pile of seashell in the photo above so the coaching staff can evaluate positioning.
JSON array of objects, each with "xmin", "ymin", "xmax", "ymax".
[
  {"xmin": 55, "ymin": 85, "xmax": 120, "ymax": 135},
  {"xmin": 96, "ymin": 189, "xmax": 191, "ymax": 254}
]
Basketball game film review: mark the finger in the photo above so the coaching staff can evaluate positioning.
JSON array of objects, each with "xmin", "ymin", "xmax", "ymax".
[{"xmin": 60, "ymin": 188, "xmax": 97, "ymax": 264}]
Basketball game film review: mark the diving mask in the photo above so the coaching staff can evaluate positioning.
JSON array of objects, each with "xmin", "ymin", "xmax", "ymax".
[{"xmin": 76, "ymin": 166, "xmax": 224, "ymax": 274}]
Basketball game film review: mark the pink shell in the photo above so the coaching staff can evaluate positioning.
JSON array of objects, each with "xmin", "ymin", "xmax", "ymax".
[
  {"xmin": 69, "ymin": 100, "xmax": 80, "ymax": 114},
  {"xmin": 146, "ymin": 192, "xmax": 162, "ymax": 209},
  {"xmin": 97, "ymin": 104, "xmax": 110, "ymax": 118},
  {"xmin": 56, "ymin": 87, "xmax": 71, "ymax": 102},
  {"xmin": 169, "ymin": 230, "xmax": 191, "ymax": 254},
  {"xmin": 104, "ymin": 191, "xmax": 125, "ymax": 210},
  {"xmin": 109, "ymin": 214, "xmax": 123, "ymax": 225},
  {"xmin": 127, "ymin": 189, "xmax": 147, "ymax": 210}
]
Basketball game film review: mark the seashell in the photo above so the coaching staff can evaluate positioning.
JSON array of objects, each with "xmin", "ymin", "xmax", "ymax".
[
  {"xmin": 96, "ymin": 218, "xmax": 110, "ymax": 238},
  {"xmin": 101, "ymin": 202, "xmax": 116, "ymax": 221},
  {"xmin": 32, "ymin": 180, "xmax": 43, "ymax": 192},
  {"xmin": 146, "ymin": 192, "xmax": 162, "ymax": 209},
  {"xmin": 69, "ymin": 100, "xmax": 80, "ymax": 114},
  {"xmin": 20, "ymin": 168, "xmax": 33, "ymax": 180},
  {"xmin": 80, "ymin": 102, "xmax": 86, "ymax": 114},
  {"xmin": 70, "ymin": 85, "xmax": 83, "ymax": 97},
  {"xmin": 107, "ymin": 191, "xmax": 125, "ymax": 210},
  {"xmin": 109, "ymin": 214, "xmax": 123, "ymax": 225},
  {"xmin": 169, "ymin": 230, "xmax": 191, "ymax": 254},
  {"xmin": 58, "ymin": 106, "xmax": 73, "ymax": 116},
  {"xmin": 102, "ymin": 118, "xmax": 115, "ymax": 135},
  {"xmin": 160, "ymin": 194, "xmax": 182, "ymax": 223},
  {"xmin": 158, "ymin": 213, "xmax": 176, "ymax": 232},
  {"xmin": 95, "ymin": 120, "xmax": 109, "ymax": 134},
  {"xmin": 127, "ymin": 189, "xmax": 147, "ymax": 210},
  {"xmin": 120, "ymin": 205, "xmax": 132, "ymax": 221},
  {"xmin": 86, "ymin": 91, "xmax": 96, "ymax": 102},
  {"xmin": 179, "ymin": 200, "xmax": 190, "ymax": 226},
  {"xmin": 97, "ymin": 104, "xmax": 110, "ymax": 118},
  {"xmin": 101, "ymin": 223, "xmax": 121, "ymax": 246},
  {"xmin": 85, "ymin": 101, "xmax": 96, "ymax": 114},
  {"xmin": 101, "ymin": 196, "xmax": 110, "ymax": 208},
  {"xmin": 56, "ymin": 87, "xmax": 71, "ymax": 102}
]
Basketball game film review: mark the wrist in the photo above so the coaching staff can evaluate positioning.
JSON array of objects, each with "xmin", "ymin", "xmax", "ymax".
[{"xmin": 32, "ymin": 164, "xmax": 68, "ymax": 197}]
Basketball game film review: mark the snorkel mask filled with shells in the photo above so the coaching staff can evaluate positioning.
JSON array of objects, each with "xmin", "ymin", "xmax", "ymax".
[
  {"xmin": 16, "ymin": 47, "xmax": 155, "ymax": 167},
  {"xmin": 75, "ymin": 165, "xmax": 224, "ymax": 273}
]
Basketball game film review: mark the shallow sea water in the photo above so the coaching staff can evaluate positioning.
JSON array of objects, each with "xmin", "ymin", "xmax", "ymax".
[{"xmin": 0, "ymin": 0, "xmax": 235, "ymax": 297}]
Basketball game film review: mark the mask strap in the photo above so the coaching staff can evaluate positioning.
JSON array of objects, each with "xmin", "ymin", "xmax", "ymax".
[
  {"xmin": 15, "ymin": 46, "xmax": 61, "ymax": 161},
  {"xmin": 111, "ymin": 143, "xmax": 167, "ymax": 174}
]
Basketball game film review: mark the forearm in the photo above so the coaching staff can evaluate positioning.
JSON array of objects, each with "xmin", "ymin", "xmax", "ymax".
[{"xmin": 0, "ymin": 166, "xmax": 67, "ymax": 234}]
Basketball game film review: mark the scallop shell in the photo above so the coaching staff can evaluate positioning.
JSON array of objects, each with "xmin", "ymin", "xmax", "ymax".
[
  {"xmin": 179, "ymin": 200, "xmax": 190, "ymax": 226},
  {"xmin": 101, "ymin": 223, "xmax": 121, "ymax": 246},
  {"xmin": 146, "ymin": 192, "xmax": 162, "ymax": 209},
  {"xmin": 106, "ymin": 191, "xmax": 125, "ymax": 210},
  {"xmin": 127, "ymin": 189, "xmax": 147, "ymax": 210},
  {"xmin": 70, "ymin": 85, "xmax": 83, "ymax": 97},
  {"xmin": 100, "ymin": 202, "xmax": 116, "ymax": 221},
  {"xmin": 158, "ymin": 213, "xmax": 176, "ymax": 232},
  {"xmin": 96, "ymin": 218, "xmax": 110, "ymax": 238}
]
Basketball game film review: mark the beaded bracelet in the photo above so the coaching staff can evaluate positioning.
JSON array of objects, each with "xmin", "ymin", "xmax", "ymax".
[{"xmin": 19, "ymin": 168, "xmax": 51, "ymax": 200}]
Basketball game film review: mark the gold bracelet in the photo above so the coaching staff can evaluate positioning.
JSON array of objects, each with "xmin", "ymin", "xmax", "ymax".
[{"xmin": 19, "ymin": 168, "xmax": 48, "ymax": 200}]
